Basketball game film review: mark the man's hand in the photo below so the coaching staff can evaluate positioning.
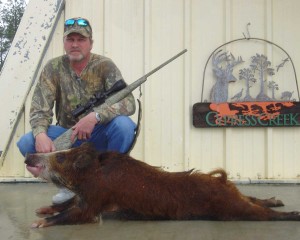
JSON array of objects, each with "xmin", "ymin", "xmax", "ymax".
[
  {"xmin": 35, "ymin": 132, "xmax": 56, "ymax": 153},
  {"xmin": 71, "ymin": 112, "xmax": 98, "ymax": 142}
]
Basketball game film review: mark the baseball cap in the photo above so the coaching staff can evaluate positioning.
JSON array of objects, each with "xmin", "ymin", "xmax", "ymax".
[{"xmin": 64, "ymin": 17, "xmax": 93, "ymax": 38}]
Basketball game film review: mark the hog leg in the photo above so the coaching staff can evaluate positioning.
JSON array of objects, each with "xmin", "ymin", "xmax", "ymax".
[
  {"xmin": 35, "ymin": 197, "xmax": 76, "ymax": 215},
  {"xmin": 246, "ymin": 196, "xmax": 284, "ymax": 208},
  {"xmin": 218, "ymin": 198, "xmax": 300, "ymax": 221},
  {"xmin": 241, "ymin": 207, "xmax": 300, "ymax": 221},
  {"xmin": 31, "ymin": 205, "xmax": 99, "ymax": 228}
]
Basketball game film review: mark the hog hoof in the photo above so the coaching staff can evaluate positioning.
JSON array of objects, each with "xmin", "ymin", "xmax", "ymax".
[
  {"xmin": 268, "ymin": 197, "xmax": 284, "ymax": 207},
  {"xmin": 31, "ymin": 219, "xmax": 51, "ymax": 228},
  {"xmin": 287, "ymin": 211, "xmax": 300, "ymax": 220}
]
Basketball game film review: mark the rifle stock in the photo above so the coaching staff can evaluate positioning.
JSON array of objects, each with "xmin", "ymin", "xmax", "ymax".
[{"xmin": 53, "ymin": 49, "xmax": 187, "ymax": 150}]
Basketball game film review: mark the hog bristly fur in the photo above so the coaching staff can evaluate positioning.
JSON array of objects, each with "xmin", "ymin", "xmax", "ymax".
[{"xmin": 24, "ymin": 143, "xmax": 300, "ymax": 228}]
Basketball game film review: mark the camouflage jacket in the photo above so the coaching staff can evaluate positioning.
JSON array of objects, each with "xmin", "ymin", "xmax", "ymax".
[{"xmin": 30, "ymin": 53, "xmax": 136, "ymax": 137}]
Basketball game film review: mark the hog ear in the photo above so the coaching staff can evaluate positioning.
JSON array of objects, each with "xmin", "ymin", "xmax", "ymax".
[
  {"xmin": 73, "ymin": 151, "xmax": 97, "ymax": 170},
  {"xmin": 81, "ymin": 142, "xmax": 95, "ymax": 150}
]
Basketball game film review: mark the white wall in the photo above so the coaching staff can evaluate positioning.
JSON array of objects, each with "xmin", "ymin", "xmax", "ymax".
[{"xmin": 1, "ymin": 0, "xmax": 300, "ymax": 181}]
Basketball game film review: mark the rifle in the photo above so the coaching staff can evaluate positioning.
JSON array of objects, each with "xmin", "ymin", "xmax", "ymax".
[
  {"xmin": 53, "ymin": 49, "xmax": 188, "ymax": 150},
  {"xmin": 71, "ymin": 79, "xmax": 127, "ymax": 118}
]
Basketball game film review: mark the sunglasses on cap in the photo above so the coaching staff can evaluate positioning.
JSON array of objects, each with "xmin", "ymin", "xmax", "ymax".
[{"xmin": 64, "ymin": 18, "xmax": 91, "ymax": 28}]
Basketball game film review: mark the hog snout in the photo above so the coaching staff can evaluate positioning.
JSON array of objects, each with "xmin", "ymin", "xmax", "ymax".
[{"xmin": 25, "ymin": 153, "xmax": 46, "ymax": 178}]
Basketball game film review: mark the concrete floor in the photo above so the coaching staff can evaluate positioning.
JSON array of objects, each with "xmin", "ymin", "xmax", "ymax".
[{"xmin": 0, "ymin": 183, "xmax": 300, "ymax": 240}]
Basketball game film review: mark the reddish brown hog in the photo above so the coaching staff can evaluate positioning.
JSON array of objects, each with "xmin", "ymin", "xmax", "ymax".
[{"xmin": 24, "ymin": 143, "xmax": 300, "ymax": 228}]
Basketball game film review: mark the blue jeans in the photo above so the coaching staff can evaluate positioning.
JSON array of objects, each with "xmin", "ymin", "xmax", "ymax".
[{"xmin": 17, "ymin": 116, "xmax": 136, "ymax": 156}]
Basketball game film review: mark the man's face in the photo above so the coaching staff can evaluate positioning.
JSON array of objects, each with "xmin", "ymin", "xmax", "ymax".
[{"xmin": 63, "ymin": 33, "xmax": 93, "ymax": 62}]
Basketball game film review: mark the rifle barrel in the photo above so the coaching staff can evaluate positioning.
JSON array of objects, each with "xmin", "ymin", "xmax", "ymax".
[
  {"xmin": 106, "ymin": 49, "xmax": 188, "ymax": 105},
  {"xmin": 144, "ymin": 49, "xmax": 188, "ymax": 78}
]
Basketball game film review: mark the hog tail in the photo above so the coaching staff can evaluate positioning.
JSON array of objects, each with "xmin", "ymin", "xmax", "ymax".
[{"xmin": 208, "ymin": 169, "xmax": 228, "ymax": 183}]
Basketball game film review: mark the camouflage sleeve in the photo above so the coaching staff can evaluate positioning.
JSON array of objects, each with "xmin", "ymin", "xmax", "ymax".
[
  {"xmin": 29, "ymin": 64, "xmax": 56, "ymax": 137},
  {"xmin": 93, "ymin": 60, "xmax": 136, "ymax": 124}
]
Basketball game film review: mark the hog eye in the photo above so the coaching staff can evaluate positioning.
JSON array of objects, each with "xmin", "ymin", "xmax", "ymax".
[{"xmin": 56, "ymin": 153, "xmax": 65, "ymax": 164}]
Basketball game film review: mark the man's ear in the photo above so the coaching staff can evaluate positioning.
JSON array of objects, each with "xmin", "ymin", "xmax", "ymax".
[{"xmin": 89, "ymin": 38, "xmax": 93, "ymax": 50}]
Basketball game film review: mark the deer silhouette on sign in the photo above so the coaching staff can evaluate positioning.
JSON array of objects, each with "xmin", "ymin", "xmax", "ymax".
[{"xmin": 210, "ymin": 50, "xmax": 244, "ymax": 103}]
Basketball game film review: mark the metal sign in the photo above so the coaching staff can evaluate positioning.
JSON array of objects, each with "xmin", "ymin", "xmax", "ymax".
[
  {"xmin": 193, "ymin": 101, "xmax": 300, "ymax": 128},
  {"xmin": 193, "ymin": 36, "xmax": 299, "ymax": 128}
]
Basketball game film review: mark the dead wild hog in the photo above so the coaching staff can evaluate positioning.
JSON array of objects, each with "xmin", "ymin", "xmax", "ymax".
[{"xmin": 24, "ymin": 143, "xmax": 300, "ymax": 228}]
